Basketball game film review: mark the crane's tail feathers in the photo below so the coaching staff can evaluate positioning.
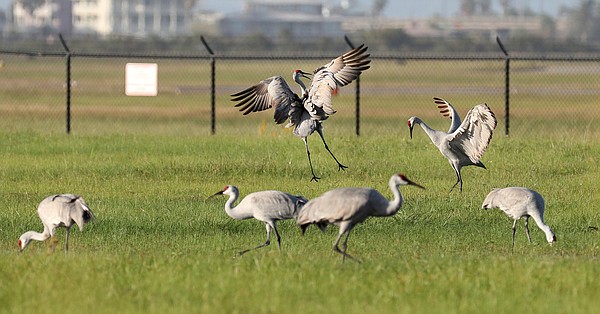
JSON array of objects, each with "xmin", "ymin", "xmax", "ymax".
[
  {"xmin": 316, "ymin": 222, "xmax": 328, "ymax": 233},
  {"xmin": 82, "ymin": 209, "xmax": 94, "ymax": 223},
  {"xmin": 300, "ymin": 224, "xmax": 309, "ymax": 235}
]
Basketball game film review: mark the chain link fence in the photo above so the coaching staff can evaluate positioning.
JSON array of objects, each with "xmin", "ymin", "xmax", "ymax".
[{"xmin": 1, "ymin": 44, "xmax": 599, "ymax": 139}]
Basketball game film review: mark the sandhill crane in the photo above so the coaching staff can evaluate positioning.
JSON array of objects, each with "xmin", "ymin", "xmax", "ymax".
[
  {"xmin": 296, "ymin": 173, "xmax": 424, "ymax": 261},
  {"xmin": 408, "ymin": 97, "xmax": 497, "ymax": 192},
  {"xmin": 230, "ymin": 45, "xmax": 371, "ymax": 182},
  {"xmin": 482, "ymin": 187, "xmax": 556, "ymax": 249},
  {"xmin": 18, "ymin": 194, "xmax": 95, "ymax": 254},
  {"xmin": 210, "ymin": 185, "xmax": 308, "ymax": 255}
]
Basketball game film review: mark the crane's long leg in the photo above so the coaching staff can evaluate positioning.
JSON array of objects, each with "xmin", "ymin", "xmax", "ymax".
[
  {"xmin": 524, "ymin": 217, "xmax": 532, "ymax": 244},
  {"xmin": 333, "ymin": 231, "xmax": 353, "ymax": 261},
  {"xmin": 449, "ymin": 166, "xmax": 463, "ymax": 192},
  {"xmin": 511, "ymin": 219, "xmax": 518, "ymax": 251},
  {"xmin": 271, "ymin": 222, "xmax": 282, "ymax": 250},
  {"xmin": 316, "ymin": 128, "xmax": 347, "ymax": 171},
  {"xmin": 302, "ymin": 137, "xmax": 320, "ymax": 182},
  {"xmin": 238, "ymin": 224, "xmax": 272, "ymax": 256},
  {"xmin": 333, "ymin": 223, "xmax": 357, "ymax": 262},
  {"xmin": 65, "ymin": 227, "xmax": 71, "ymax": 255}
]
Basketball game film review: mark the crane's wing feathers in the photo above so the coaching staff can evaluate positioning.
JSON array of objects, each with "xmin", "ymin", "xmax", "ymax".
[
  {"xmin": 304, "ymin": 45, "xmax": 371, "ymax": 120},
  {"xmin": 297, "ymin": 188, "xmax": 371, "ymax": 225},
  {"xmin": 448, "ymin": 103, "xmax": 497, "ymax": 164},
  {"xmin": 51, "ymin": 194, "xmax": 80, "ymax": 203},
  {"xmin": 230, "ymin": 76, "xmax": 298, "ymax": 124},
  {"xmin": 433, "ymin": 97, "xmax": 462, "ymax": 133}
]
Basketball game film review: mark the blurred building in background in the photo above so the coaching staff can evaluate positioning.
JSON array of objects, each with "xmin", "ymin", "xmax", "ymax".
[
  {"xmin": 218, "ymin": 0, "xmax": 345, "ymax": 39},
  {"xmin": 12, "ymin": 0, "xmax": 194, "ymax": 37}
]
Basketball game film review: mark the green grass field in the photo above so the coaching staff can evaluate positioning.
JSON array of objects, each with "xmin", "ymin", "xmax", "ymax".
[
  {"xmin": 1, "ymin": 53, "xmax": 600, "ymax": 313},
  {"xmin": 1, "ymin": 131, "xmax": 599, "ymax": 313}
]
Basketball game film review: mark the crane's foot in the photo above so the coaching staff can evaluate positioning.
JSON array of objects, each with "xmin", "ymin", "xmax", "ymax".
[
  {"xmin": 334, "ymin": 247, "xmax": 361, "ymax": 263},
  {"xmin": 310, "ymin": 175, "xmax": 320, "ymax": 182},
  {"xmin": 237, "ymin": 240, "xmax": 270, "ymax": 256},
  {"xmin": 337, "ymin": 164, "xmax": 348, "ymax": 171}
]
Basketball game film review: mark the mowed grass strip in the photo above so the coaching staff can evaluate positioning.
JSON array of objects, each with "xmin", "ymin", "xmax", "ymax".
[{"xmin": 1, "ymin": 131, "xmax": 599, "ymax": 313}]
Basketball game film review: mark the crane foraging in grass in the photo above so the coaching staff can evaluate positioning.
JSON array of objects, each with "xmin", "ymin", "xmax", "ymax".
[
  {"xmin": 482, "ymin": 187, "xmax": 556, "ymax": 249},
  {"xmin": 408, "ymin": 97, "xmax": 497, "ymax": 192},
  {"xmin": 210, "ymin": 185, "xmax": 308, "ymax": 255},
  {"xmin": 230, "ymin": 45, "xmax": 371, "ymax": 182},
  {"xmin": 296, "ymin": 173, "xmax": 424, "ymax": 261},
  {"xmin": 18, "ymin": 194, "xmax": 95, "ymax": 255}
]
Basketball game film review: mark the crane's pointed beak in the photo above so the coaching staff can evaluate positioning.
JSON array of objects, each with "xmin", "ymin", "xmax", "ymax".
[
  {"xmin": 409, "ymin": 125, "xmax": 414, "ymax": 139},
  {"xmin": 300, "ymin": 70, "xmax": 312, "ymax": 79},
  {"xmin": 409, "ymin": 180, "xmax": 425, "ymax": 189},
  {"xmin": 205, "ymin": 190, "xmax": 224, "ymax": 201}
]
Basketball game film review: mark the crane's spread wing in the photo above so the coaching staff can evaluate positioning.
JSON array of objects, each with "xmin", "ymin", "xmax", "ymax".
[
  {"xmin": 448, "ymin": 103, "xmax": 497, "ymax": 164},
  {"xmin": 304, "ymin": 45, "xmax": 371, "ymax": 120},
  {"xmin": 230, "ymin": 76, "xmax": 300, "ymax": 124},
  {"xmin": 433, "ymin": 97, "xmax": 462, "ymax": 133}
]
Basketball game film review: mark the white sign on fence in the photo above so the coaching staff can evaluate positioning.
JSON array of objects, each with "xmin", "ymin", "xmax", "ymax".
[{"xmin": 125, "ymin": 63, "xmax": 158, "ymax": 96}]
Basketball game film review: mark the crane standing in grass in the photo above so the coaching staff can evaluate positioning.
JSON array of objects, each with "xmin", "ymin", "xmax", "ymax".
[
  {"xmin": 296, "ymin": 173, "xmax": 424, "ymax": 261},
  {"xmin": 408, "ymin": 97, "xmax": 497, "ymax": 192},
  {"xmin": 210, "ymin": 185, "xmax": 308, "ymax": 255},
  {"xmin": 230, "ymin": 45, "xmax": 371, "ymax": 182},
  {"xmin": 18, "ymin": 194, "xmax": 95, "ymax": 254},
  {"xmin": 482, "ymin": 187, "xmax": 556, "ymax": 249}
]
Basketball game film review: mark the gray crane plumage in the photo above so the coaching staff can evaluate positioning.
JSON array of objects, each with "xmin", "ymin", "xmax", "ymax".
[
  {"xmin": 210, "ymin": 185, "xmax": 308, "ymax": 255},
  {"xmin": 296, "ymin": 173, "xmax": 424, "ymax": 261},
  {"xmin": 18, "ymin": 194, "xmax": 95, "ymax": 254},
  {"xmin": 482, "ymin": 187, "xmax": 556, "ymax": 249},
  {"xmin": 408, "ymin": 97, "xmax": 497, "ymax": 192},
  {"xmin": 231, "ymin": 45, "xmax": 371, "ymax": 182}
]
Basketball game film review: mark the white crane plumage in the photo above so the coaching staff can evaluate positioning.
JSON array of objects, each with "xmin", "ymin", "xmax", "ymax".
[
  {"xmin": 408, "ymin": 97, "xmax": 497, "ymax": 192},
  {"xmin": 18, "ymin": 194, "xmax": 95, "ymax": 254},
  {"xmin": 482, "ymin": 187, "xmax": 556, "ymax": 249},
  {"xmin": 210, "ymin": 185, "xmax": 308, "ymax": 255},
  {"xmin": 296, "ymin": 173, "xmax": 424, "ymax": 261},
  {"xmin": 231, "ymin": 45, "xmax": 371, "ymax": 182}
]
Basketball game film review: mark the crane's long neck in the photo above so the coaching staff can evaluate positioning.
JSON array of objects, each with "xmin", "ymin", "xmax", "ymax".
[
  {"xmin": 385, "ymin": 178, "xmax": 404, "ymax": 216},
  {"xmin": 414, "ymin": 117, "xmax": 445, "ymax": 147},
  {"xmin": 22, "ymin": 231, "xmax": 50, "ymax": 241},
  {"xmin": 531, "ymin": 215, "xmax": 555, "ymax": 242},
  {"xmin": 295, "ymin": 76, "xmax": 308, "ymax": 98},
  {"xmin": 223, "ymin": 192, "xmax": 254, "ymax": 220}
]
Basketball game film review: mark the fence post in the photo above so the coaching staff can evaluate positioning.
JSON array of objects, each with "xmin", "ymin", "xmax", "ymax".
[
  {"xmin": 496, "ymin": 36, "xmax": 510, "ymax": 136},
  {"xmin": 59, "ymin": 34, "xmax": 71, "ymax": 134},
  {"xmin": 201, "ymin": 36, "xmax": 216, "ymax": 135},
  {"xmin": 344, "ymin": 35, "xmax": 360, "ymax": 136}
]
